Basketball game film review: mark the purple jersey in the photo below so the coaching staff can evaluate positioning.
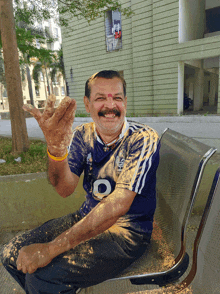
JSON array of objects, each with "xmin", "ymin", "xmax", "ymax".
[{"xmin": 68, "ymin": 119, "xmax": 160, "ymax": 237}]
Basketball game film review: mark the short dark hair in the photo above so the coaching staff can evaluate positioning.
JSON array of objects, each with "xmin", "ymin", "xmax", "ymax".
[{"xmin": 85, "ymin": 70, "xmax": 126, "ymax": 99}]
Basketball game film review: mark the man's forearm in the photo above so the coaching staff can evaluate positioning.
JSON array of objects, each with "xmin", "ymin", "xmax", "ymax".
[
  {"xmin": 48, "ymin": 189, "xmax": 136, "ymax": 258},
  {"xmin": 47, "ymin": 157, "xmax": 78, "ymax": 197}
]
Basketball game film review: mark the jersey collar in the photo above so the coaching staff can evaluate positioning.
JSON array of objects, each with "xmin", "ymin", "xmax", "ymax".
[{"xmin": 95, "ymin": 117, "xmax": 129, "ymax": 145}]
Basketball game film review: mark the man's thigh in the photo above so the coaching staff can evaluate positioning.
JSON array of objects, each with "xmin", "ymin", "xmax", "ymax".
[
  {"xmin": 26, "ymin": 228, "xmax": 145, "ymax": 292},
  {"xmin": 1, "ymin": 211, "xmax": 82, "ymax": 268},
  {"xmin": 2, "ymin": 212, "xmax": 147, "ymax": 293}
]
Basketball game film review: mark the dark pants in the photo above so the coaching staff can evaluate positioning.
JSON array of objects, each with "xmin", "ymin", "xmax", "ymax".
[{"xmin": 1, "ymin": 211, "xmax": 149, "ymax": 294}]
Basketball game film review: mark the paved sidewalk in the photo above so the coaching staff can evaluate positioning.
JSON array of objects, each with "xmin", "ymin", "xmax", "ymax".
[{"xmin": 1, "ymin": 115, "xmax": 220, "ymax": 150}]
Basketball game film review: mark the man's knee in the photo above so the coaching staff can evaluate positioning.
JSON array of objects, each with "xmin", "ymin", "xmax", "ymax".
[
  {"xmin": 1, "ymin": 238, "xmax": 20, "ymax": 268},
  {"xmin": 1, "ymin": 244, "xmax": 13, "ymax": 266}
]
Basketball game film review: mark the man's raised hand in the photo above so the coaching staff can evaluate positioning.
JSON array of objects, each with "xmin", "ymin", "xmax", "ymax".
[{"xmin": 23, "ymin": 95, "xmax": 77, "ymax": 157}]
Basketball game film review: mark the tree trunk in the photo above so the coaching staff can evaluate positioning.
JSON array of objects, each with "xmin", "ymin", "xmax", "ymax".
[
  {"xmin": 26, "ymin": 65, "xmax": 35, "ymax": 106},
  {"xmin": 0, "ymin": 0, "xmax": 29, "ymax": 153},
  {"xmin": 0, "ymin": 84, "xmax": 4, "ymax": 110}
]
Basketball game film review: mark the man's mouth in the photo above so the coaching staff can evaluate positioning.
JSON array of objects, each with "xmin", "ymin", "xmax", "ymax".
[{"xmin": 98, "ymin": 108, "xmax": 120, "ymax": 118}]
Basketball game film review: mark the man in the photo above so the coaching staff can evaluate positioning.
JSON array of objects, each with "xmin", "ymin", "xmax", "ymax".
[{"xmin": 1, "ymin": 70, "xmax": 160, "ymax": 294}]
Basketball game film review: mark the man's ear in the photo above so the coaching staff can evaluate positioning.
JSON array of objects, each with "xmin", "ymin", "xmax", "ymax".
[
  {"xmin": 124, "ymin": 96, "xmax": 127, "ymax": 109},
  {"xmin": 84, "ymin": 96, "xmax": 90, "ymax": 113}
]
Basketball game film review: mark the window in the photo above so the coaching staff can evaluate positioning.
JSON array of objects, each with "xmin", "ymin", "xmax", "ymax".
[
  {"xmin": 45, "ymin": 26, "xmax": 50, "ymax": 38},
  {"xmin": 54, "ymin": 87, "xmax": 59, "ymax": 96},
  {"xmin": 54, "ymin": 28, "xmax": 59, "ymax": 39},
  {"xmin": 206, "ymin": 7, "xmax": 220, "ymax": 33},
  {"xmin": 3, "ymin": 89, "xmax": 7, "ymax": 97},
  {"xmin": 40, "ymin": 72, "xmax": 44, "ymax": 82},
  {"xmin": 30, "ymin": 3, "xmax": 35, "ymax": 10},
  {"xmin": 36, "ymin": 39, "xmax": 40, "ymax": 49},
  {"xmin": 47, "ymin": 43, "xmax": 52, "ymax": 50},
  {"xmin": 61, "ymin": 86, "xmax": 65, "ymax": 96},
  {"xmin": 105, "ymin": 10, "xmax": 122, "ymax": 52},
  {"xmin": 35, "ymin": 86, "xmax": 40, "ymax": 97}
]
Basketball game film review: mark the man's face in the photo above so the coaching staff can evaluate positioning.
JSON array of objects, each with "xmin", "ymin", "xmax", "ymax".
[{"xmin": 84, "ymin": 77, "xmax": 127, "ymax": 136}]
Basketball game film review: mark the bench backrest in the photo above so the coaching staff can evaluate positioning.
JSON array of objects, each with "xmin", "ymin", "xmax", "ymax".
[
  {"xmin": 178, "ymin": 168, "xmax": 220, "ymax": 293},
  {"xmin": 154, "ymin": 128, "xmax": 216, "ymax": 266},
  {"xmin": 114, "ymin": 128, "xmax": 216, "ymax": 285},
  {"xmin": 152, "ymin": 168, "xmax": 220, "ymax": 293}
]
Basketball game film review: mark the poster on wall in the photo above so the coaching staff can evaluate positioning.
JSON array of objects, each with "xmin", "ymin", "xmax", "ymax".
[{"xmin": 105, "ymin": 10, "xmax": 122, "ymax": 52}]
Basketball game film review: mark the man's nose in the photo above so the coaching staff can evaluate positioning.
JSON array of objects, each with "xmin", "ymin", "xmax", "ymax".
[{"xmin": 104, "ymin": 97, "xmax": 116, "ymax": 108}]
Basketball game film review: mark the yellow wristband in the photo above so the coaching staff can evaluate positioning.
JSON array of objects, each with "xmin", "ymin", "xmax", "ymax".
[{"xmin": 47, "ymin": 148, "xmax": 68, "ymax": 162}]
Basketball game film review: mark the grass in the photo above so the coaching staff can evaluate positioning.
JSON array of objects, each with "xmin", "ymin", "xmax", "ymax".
[{"xmin": 0, "ymin": 137, "xmax": 47, "ymax": 176}]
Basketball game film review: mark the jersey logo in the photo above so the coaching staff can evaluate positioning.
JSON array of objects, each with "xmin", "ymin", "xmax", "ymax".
[
  {"xmin": 116, "ymin": 155, "xmax": 125, "ymax": 172},
  {"xmin": 93, "ymin": 179, "xmax": 112, "ymax": 201}
]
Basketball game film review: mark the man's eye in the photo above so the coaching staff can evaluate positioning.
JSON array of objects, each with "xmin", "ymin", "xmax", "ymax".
[
  {"xmin": 96, "ymin": 97, "xmax": 105, "ymax": 101},
  {"xmin": 115, "ymin": 97, "xmax": 123, "ymax": 101}
]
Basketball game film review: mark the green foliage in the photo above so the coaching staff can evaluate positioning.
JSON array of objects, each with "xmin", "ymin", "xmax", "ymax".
[
  {"xmin": 32, "ymin": 47, "xmax": 58, "ymax": 87},
  {"xmin": 13, "ymin": 0, "xmax": 133, "ymax": 29},
  {"xmin": 57, "ymin": 0, "xmax": 133, "ymax": 25},
  {"xmin": 20, "ymin": 63, "xmax": 26, "ymax": 82},
  {"xmin": 16, "ymin": 27, "xmax": 46, "ymax": 64},
  {"xmin": 0, "ymin": 137, "xmax": 47, "ymax": 176},
  {"xmin": 49, "ymin": 47, "xmax": 65, "ymax": 84},
  {"xmin": 32, "ymin": 63, "xmax": 42, "ymax": 88},
  {"xmin": 14, "ymin": 0, "xmax": 58, "ymax": 26}
]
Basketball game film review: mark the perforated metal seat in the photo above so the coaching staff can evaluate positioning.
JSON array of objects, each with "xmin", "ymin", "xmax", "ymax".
[
  {"xmin": 112, "ymin": 128, "xmax": 216, "ymax": 287},
  {"xmin": 138, "ymin": 167, "xmax": 220, "ymax": 294},
  {"xmin": 171, "ymin": 167, "xmax": 220, "ymax": 293}
]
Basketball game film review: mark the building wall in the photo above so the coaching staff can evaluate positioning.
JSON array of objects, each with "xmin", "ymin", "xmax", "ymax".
[
  {"xmin": 61, "ymin": 0, "xmax": 220, "ymax": 116},
  {"xmin": 131, "ymin": 0, "xmax": 153, "ymax": 115},
  {"xmin": 152, "ymin": 0, "xmax": 179, "ymax": 114},
  {"xmin": 61, "ymin": 0, "xmax": 135, "ymax": 115}
]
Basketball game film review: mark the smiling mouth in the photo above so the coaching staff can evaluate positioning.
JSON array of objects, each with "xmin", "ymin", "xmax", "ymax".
[
  {"xmin": 98, "ymin": 108, "xmax": 120, "ymax": 118},
  {"xmin": 104, "ymin": 113, "xmax": 116, "ymax": 118}
]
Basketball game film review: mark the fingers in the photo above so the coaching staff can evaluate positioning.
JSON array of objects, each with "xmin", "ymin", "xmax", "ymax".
[
  {"xmin": 17, "ymin": 262, "xmax": 36, "ymax": 274},
  {"xmin": 52, "ymin": 97, "xmax": 76, "ymax": 125},
  {"xmin": 28, "ymin": 264, "xmax": 38, "ymax": 274},
  {"xmin": 43, "ymin": 94, "xmax": 56, "ymax": 121},
  {"xmin": 61, "ymin": 99, "xmax": 77, "ymax": 127},
  {"xmin": 16, "ymin": 259, "xmax": 27, "ymax": 274},
  {"xmin": 17, "ymin": 262, "xmax": 22, "ymax": 271},
  {"xmin": 17, "ymin": 256, "xmax": 37, "ymax": 274},
  {"xmin": 22, "ymin": 265, "xmax": 28, "ymax": 274},
  {"xmin": 23, "ymin": 104, "xmax": 42, "ymax": 121}
]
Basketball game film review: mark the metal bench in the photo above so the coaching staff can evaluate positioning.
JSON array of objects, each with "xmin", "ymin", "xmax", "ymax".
[
  {"xmin": 142, "ymin": 167, "xmax": 220, "ymax": 294},
  {"xmin": 110, "ymin": 128, "xmax": 217, "ymax": 287},
  {"xmin": 177, "ymin": 166, "xmax": 220, "ymax": 293}
]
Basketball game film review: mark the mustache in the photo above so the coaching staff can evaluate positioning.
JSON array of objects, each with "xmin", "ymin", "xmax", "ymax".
[{"xmin": 98, "ymin": 108, "xmax": 121, "ymax": 117}]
